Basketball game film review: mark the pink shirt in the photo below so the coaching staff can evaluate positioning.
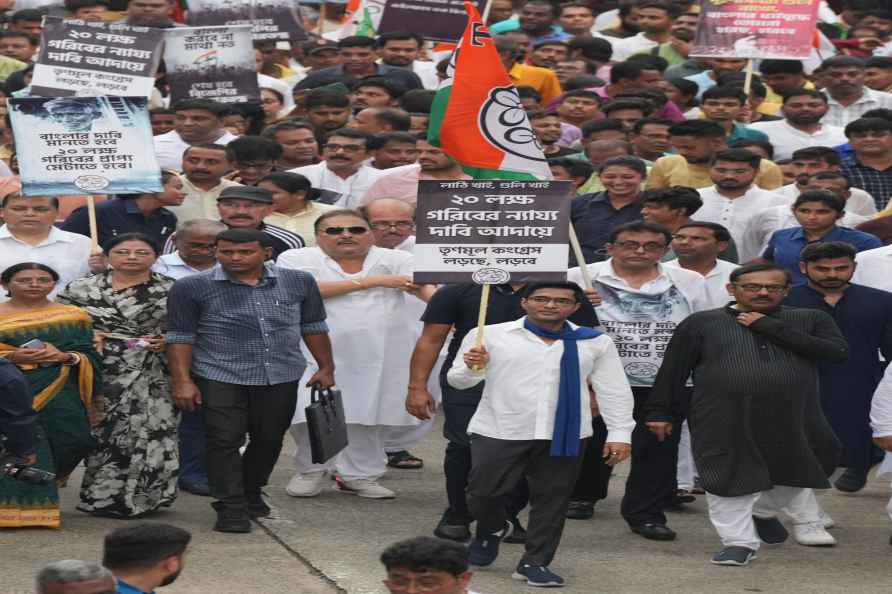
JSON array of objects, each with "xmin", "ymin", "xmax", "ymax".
[{"xmin": 359, "ymin": 164, "xmax": 473, "ymax": 205}]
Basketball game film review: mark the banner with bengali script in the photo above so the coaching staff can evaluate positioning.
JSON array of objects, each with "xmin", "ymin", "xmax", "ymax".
[
  {"xmin": 377, "ymin": 0, "xmax": 489, "ymax": 43},
  {"xmin": 186, "ymin": 0, "xmax": 307, "ymax": 41},
  {"xmin": 413, "ymin": 179, "xmax": 570, "ymax": 284}
]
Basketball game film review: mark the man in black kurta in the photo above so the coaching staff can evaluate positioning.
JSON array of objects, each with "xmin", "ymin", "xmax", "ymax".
[{"xmin": 645, "ymin": 264, "xmax": 847, "ymax": 566}]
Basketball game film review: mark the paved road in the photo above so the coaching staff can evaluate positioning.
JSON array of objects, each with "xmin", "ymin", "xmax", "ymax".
[{"xmin": 5, "ymin": 418, "xmax": 891, "ymax": 593}]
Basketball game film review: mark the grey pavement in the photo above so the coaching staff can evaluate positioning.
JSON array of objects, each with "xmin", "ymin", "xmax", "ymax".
[{"xmin": 4, "ymin": 418, "xmax": 891, "ymax": 593}]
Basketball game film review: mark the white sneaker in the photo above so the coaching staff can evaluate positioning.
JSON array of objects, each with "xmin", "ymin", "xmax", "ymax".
[
  {"xmin": 285, "ymin": 472, "xmax": 327, "ymax": 497},
  {"xmin": 793, "ymin": 522, "xmax": 837, "ymax": 546},
  {"xmin": 819, "ymin": 509, "xmax": 835, "ymax": 529},
  {"xmin": 338, "ymin": 478, "xmax": 396, "ymax": 499}
]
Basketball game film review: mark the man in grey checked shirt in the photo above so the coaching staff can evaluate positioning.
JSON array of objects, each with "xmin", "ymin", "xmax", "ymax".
[{"xmin": 166, "ymin": 228, "xmax": 335, "ymax": 534}]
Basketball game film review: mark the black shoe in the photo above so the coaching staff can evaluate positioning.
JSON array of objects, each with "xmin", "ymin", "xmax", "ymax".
[
  {"xmin": 178, "ymin": 480, "xmax": 211, "ymax": 497},
  {"xmin": 213, "ymin": 506, "xmax": 251, "ymax": 533},
  {"xmin": 503, "ymin": 517, "xmax": 527, "ymax": 544},
  {"xmin": 566, "ymin": 500, "xmax": 595, "ymax": 520},
  {"xmin": 630, "ymin": 523, "xmax": 677, "ymax": 541},
  {"xmin": 245, "ymin": 493, "xmax": 272, "ymax": 519},
  {"xmin": 434, "ymin": 512, "xmax": 471, "ymax": 542},
  {"xmin": 753, "ymin": 515, "xmax": 788, "ymax": 544},
  {"xmin": 834, "ymin": 467, "xmax": 868, "ymax": 493}
]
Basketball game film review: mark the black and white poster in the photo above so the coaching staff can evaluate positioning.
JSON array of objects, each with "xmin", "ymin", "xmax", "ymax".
[
  {"xmin": 413, "ymin": 180, "xmax": 570, "ymax": 284},
  {"xmin": 164, "ymin": 25, "xmax": 260, "ymax": 104},
  {"xmin": 10, "ymin": 97, "xmax": 163, "ymax": 196},
  {"xmin": 377, "ymin": 0, "xmax": 489, "ymax": 42},
  {"xmin": 186, "ymin": 0, "xmax": 307, "ymax": 41},
  {"xmin": 32, "ymin": 17, "xmax": 163, "ymax": 98}
]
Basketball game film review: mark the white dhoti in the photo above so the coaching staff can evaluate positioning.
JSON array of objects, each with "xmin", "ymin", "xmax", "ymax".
[
  {"xmin": 706, "ymin": 486, "xmax": 820, "ymax": 550},
  {"xmin": 292, "ymin": 423, "xmax": 388, "ymax": 480},
  {"xmin": 676, "ymin": 420, "xmax": 697, "ymax": 491}
]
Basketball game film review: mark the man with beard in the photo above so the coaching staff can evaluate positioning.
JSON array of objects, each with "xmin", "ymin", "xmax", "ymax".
[
  {"xmin": 555, "ymin": 90, "xmax": 603, "ymax": 128},
  {"xmin": 153, "ymin": 100, "xmax": 237, "ymax": 171},
  {"xmin": 529, "ymin": 111, "xmax": 581, "ymax": 157},
  {"xmin": 171, "ymin": 144, "xmax": 242, "ymax": 222},
  {"xmin": 124, "ymin": 0, "xmax": 180, "ymax": 27},
  {"xmin": 262, "ymin": 120, "xmax": 319, "ymax": 170},
  {"xmin": 773, "ymin": 149, "xmax": 877, "ymax": 216},
  {"xmin": 490, "ymin": 0, "xmax": 571, "ymax": 45},
  {"xmin": 611, "ymin": 1, "xmax": 680, "ymax": 62},
  {"xmin": 759, "ymin": 60, "xmax": 814, "ymax": 105},
  {"xmin": 304, "ymin": 90, "xmax": 352, "ymax": 139},
  {"xmin": 351, "ymin": 78, "xmax": 403, "ymax": 111},
  {"xmin": 376, "ymin": 31, "xmax": 439, "ymax": 90},
  {"xmin": 818, "ymin": 56, "xmax": 892, "ymax": 128},
  {"xmin": 630, "ymin": 117, "xmax": 672, "ymax": 163},
  {"xmin": 600, "ymin": 0, "xmax": 642, "ymax": 39},
  {"xmin": 558, "ymin": 3, "xmax": 595, "ymax": 37},
  {"xmin": 36, "ymin": 561, "xmax": 116, "ymax": 594},
  {"xmin": 785, "ymin": 242, "xmax": 892, "ymax": 498},
  {"xmin": 691, "ymin": 149, "xmax": 788, "ymax": 261},
  {"xmin": 368, "ymin": 132, "xmax": 419, "ymax": 170},
  {"xmin": 647, "ymin": 121, "xmax": 784, "ymax": 191},
  {"xmin": 529, "ymin": 41, "xmax": 569, "ymax": 70},
  {"xmin": 360, "ymin": 139, "xmax": 472, "ymax": 205},
  {"xmin": 296, "ymin": 36, "xmax": 422, "ymax": 92},
  {"xmin": 840, "ymin": 117, "xmax": 892, "ymax": 211},
  {"xmin": 103, "ymin": 524, "xmax": 191, "ymax": 592},
  {"xmin": 494, "ymin": 36, "xmax": 563, "ymax": 104},
  {"xmin": 646, "ymin": 263, "xmax": 847, "ymax": 565},
  {"xmin": 750, "ymin": 91, "xmax": 847, "ymax": 161}
]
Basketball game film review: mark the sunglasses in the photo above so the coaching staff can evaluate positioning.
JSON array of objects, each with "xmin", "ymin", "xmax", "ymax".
[{"xmin": 322, "ymin": 226, "xmax": 369, "ymax": 236}]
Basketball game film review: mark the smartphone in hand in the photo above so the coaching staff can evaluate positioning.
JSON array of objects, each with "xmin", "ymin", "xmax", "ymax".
[{"xmin": 21, "ymin": 338, "xmax": 46, "ymax": 349}]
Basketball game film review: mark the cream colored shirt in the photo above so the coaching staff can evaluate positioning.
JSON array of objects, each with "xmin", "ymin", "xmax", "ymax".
[
  {"xmin": 167, "ymin": 177, "xmax": 243, "ymax": 223},
  {"xmin": 264, "ymin": 201, "xmax": 338, "ymax": 247}
]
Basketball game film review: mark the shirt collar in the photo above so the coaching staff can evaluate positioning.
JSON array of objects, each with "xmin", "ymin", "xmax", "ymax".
[
  {"xmin": 123, "ymin": 198, "xmax": 142, "ymax": 214},
  {"xmin": 0, "ymin": 224, "xmax": 76, "ymax": 244},
  {"xmin": 212, "ymin": 261, "xmax": 278, "ymax": 282}
]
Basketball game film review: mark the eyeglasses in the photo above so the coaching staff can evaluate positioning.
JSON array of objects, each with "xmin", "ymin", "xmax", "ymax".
[
  {"xmin": 612, "ymin": 241, "xmax": 666, "ymax": 252},
  {"xmin": 322, "ymin": 226, "xmax": 369, "ymax": 235},
  {"xmin": 733, "ymin": 283, "xmax": 788, "ymax": 293},
  {"xmin": 527, "ymin": 296, "xmax": 577, "ymax": 306},
  {"xmin": 322, "ymin": 143, "xmax": 364, "ymax": 153},
  {"xmin": 370, "ymin": 221, "xmax": 414, "ymax": 231}
]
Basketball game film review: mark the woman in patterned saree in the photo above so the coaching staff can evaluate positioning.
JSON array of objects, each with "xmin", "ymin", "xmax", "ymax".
[
  {"xmin": 0, "ymin": 262, "xmax": 99, "ymax": 528},
  {"xmin": 57, "ymin": 232, "xmax": 177, "ymax": 518}
]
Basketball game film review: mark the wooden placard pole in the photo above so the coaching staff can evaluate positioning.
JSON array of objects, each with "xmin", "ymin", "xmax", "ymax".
[
  {"xmin": 472, "ymin": 283, "xmax": 491, "ymax": 370},
  {"xmin": 568, "ymin": 222, "xmax": 592, "ymax": 290},
  {"xmin": 481, "ymin": 0, "xmax": 493, "ymax": 24},
  {"xmin": 743, "ymin": 58, "xmax": 754, "ymax": 95},
  {"xmin": 85, "ymin": 195, "xmax": 99, "ymax": 253},
  {"xmin": 317, "ymin": 2, "xmax": 327, "ymax": 34}
]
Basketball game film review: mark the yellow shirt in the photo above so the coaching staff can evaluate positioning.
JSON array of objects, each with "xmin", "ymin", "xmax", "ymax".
[
  {"xmin": 509, "ymin": 63, "xmax": 562, "ymax": 104},
  {"xmin": 264, "ymin": 201, "xmax": 338, "ymax": 247},
  {"xmin": 646, "ymin": 154, "xmax": 783, "ymax": 191},
  {"xmin": 763, "ymin": 80, "xmax": 815, "ymax": 109},
  {"xmin": 168, "ymin": 177, "xmax": 243, "ymax": 223}
]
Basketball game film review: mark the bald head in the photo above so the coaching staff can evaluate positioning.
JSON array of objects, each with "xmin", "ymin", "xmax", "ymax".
[{"xmin": 361, "ymin": 198, "xmax": 416, "ymax": 249}]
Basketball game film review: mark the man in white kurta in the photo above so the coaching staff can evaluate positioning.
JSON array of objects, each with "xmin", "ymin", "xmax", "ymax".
[
  {"xmin": 277, "ymin": 209, "xmax": 434, "ymax": 499},
  {"xmin": 870, "ymin": 363, "xmax": 892, "ymax": 540}
]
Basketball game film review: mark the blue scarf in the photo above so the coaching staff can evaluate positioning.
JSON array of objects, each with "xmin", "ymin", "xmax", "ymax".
[{"xmin": 523, "ymin": 318, "xmax": 601, "ymax": 457}]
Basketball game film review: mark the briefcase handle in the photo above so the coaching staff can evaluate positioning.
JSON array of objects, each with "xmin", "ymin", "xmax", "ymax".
[{"xmin": 310, "ymin": 382, "xmax": 336, "ymax": 404}]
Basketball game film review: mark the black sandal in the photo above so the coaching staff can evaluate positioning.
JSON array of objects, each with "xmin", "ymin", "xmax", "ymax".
[{"xmin": 387, "ymin": 450, "xmax": 424, "ymax": 469}]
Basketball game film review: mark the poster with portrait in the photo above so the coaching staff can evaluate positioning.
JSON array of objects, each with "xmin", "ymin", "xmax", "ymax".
[
  {"xmin": 413, "ymin": 179, "xmax": 570, "ymax": 284},
  {"xmin": 164, "ymin": 25, "xmax": 260, "ymax": 104},
  {"xmin": 186, "ymin": 0, "xmax": 307, "ymax": 41},
  {"xmin": 9, "ymin": 97, "xmax": 163, "ymax": 196},
  {"xmin": 377, "ymin": 0, "xmax": 489, "ymax": 42},
  {"xmin": 32, "ymin": 17, "xmax": 163, "ymax": 98},
  {"xmin": 690, "ymin": 0, "xmax": 820, "ymax": 59}
]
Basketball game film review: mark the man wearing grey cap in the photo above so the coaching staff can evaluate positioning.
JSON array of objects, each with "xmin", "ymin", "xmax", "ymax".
[{"xmin": 163, "ymin": 186, "xmax": 304, "ymax": 259}]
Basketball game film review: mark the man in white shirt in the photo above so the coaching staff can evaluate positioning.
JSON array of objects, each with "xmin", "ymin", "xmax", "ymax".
[
  {"xmin": 869, "ymin": 364, "xmax": 892, "ymax": 546},
  {"xmin": 0, "ymin": 194, "xmax": 95, "ymax": 301},
  {"xmin": 153, "ymin": 99, "xmax": 238, "ymax": 171},
  {"xmin": 568, "ymin": 221, "xmax": 708, "ymax": 542},
  {"xmin": 449, "ymin": 282, "xmax": 634, "ymax": 587},
  {"xmin": 853, "ymin": 243, "xmax": 892, "ymax": 290},
  {"xmin": 168, "ymin": 144, "xmax": 242, "ymax": 222},
  {"xmin": 693, "ymin": 149, "xmax": 788, "ymax": 261},
  {"xmin": 774, "ymin": 149, "xmax": 877, "ymax": 217},
  {"xmin": 664, "ymin": 222, "xmax": 739, "ymax": 309},
  {"xmin": 749, "ymin": 90, "xmax": 848, "ymax": 161},
  {"xmin": 609, "ymin": 1, "xmax": 678, "ymax": 61},
  {"xmin": 278, "ymin": 209, "xmax": 435, "ymax": 500},
  {"xmin": 290, "ymin": 128, "xmax": 388, "ymax": 208},
  {"xmin": 376, "ymin": 32, "xmax": 440, "ymax": 90},
  {"xmin": 818, "ymin": 55, "xmax": 892, "ymax": 128}
]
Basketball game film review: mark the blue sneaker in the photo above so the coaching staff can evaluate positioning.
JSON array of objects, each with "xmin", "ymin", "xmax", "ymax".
[
  {"xmin": 467, "ymin": 522, "xmax": 512, "ymax": 566},
  {"xmin": 512, "ymin": 563, "xmax": 565, "ymax": 587}
]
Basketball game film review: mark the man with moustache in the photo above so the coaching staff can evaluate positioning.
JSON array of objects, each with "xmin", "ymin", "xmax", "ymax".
[
  {"xmin": 368, "ymin": 132, "xmax": 419, "ymax": 170},
  {"xmin": 262, "ymin": 121, "xmax": 319, "ymax": 170},
  {"xmin": 785, "ymin": 243, "xmax": 892, "ymax": 496},
  {"xmin": 749, "ymin": 91, "xmax": 847, "ymax": 161},
  {"xmin": 153, "ymin": 100, "xmax": 237, "ymax": 171},
  {"xmin": 647, "ymin": 263, "xmax": 847, "ymax": 565},
  {"xmin": 170, "ymin": 144, "xmax": 242, "ymax": 222}
]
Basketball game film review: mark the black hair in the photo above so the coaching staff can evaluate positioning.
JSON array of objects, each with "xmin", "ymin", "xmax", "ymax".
[
  {"xmin": 562, "ymin": 75, "xmax": 606, "ymax": 91},
  {"xmin": 363, "ymin": 107, "xmax": 411, "ymax": 131},
  {"xmin": 1, "ymin": 194, "xmax": 59, "ymax": 209},
  {"xmin": 559, "ymin": 2, "xmax": 594, "ymax": 15},
  {"xmin": 324, "ymin": 127, "xmax": 374, "ymax": 145},
  {"xmin": 261, "ymin": 119, "xmax": 316, "ymax": 139},
  {"xmin": 668, "ymin": 120, "xmax": 725, "ymax": 138},
  {"xmin": 862, "ymin": 107, "xmax": 892, "ymax": 121},
  {"xmin": 338, "ymin": 36, "xmax": 377, "ymax": 49},
  {"xmin": 305, "ymin": 90, "xmax": 351, "ymax": 109},
  {"xmin": 102, "ymin": 232, "xmax": 160, "ymax": 256},
  {"xmin": 182, "ymin": 142, "xmax": 231, "ymax": 160},
  {"xmin": 548, "ymin": 157, "xmax": 595, "ymax": 179},
  {"xmin": 380, "ymin": 537, "xmax": 468, "ymax": 576},
  {"xmin": 608, "ymin": 221, "xmax": 673, "ymax": 245},
  {"xmin": 637, "ymin": 1, "xmax": 683, "ymax": 18},
  {"xmin": 103, "ymin": 524, "xmax": 192, "ymax": 571},
  {"xmin": 793, "ymin": 189, "xmax": 846, "ymax": 212},
  {"xmin": 729, "ymin": 263, "xmax": 792, "ymax": 285},
  {"xmin": 599, "ymin": 155, "xmax": 647, "ymax": 176},
  {"xmin": 225, "ymin": 135, "xmax": 283, "ymax": 162},
  {"xmin": 712, "ymin": 148, "xmax": 761, "ymax": 169},
  {"xmin": 820, "ymin": 55, "xmax": 866, "ymax": 70},
  {"xmin": 516, "ymin": 86, "xmax": 542, "ymax": 103},
  {"xmin": 610, "ymin": 62, "xmax": 647, "ymax": 84},
  {"xmin": 521, "ymin": 281, "xmax": 586, "ymax": 304},
  {"xmin": 759, "ymin": 59, "xmax": 805, "ymax": 75},
  {"xmin": 561, "ymin": 89, "xmax": 602, "ymax": 103},
  {"xmin": 10, "ymin": 8, "xmax": 45, "ymax": 22},
  {"xmin": 149, "ymin": 107, "xmax": 175, "ymax": 117},
  {"xmin": 666, "ymin": 78, "xmax": 699, "ymax": 99},
  {"xmin": 701, "ymin": 85, "xmax": 747, "ymax": 105},
  {"xmin": 730, "ymin": 138, "xmax": 775, "ymax": 160},
  {"xmin": 632, "ymin": 116, "xmax": 674, "ymax": 135},
  {"xmin": 800, "ymin": 241, "xmax": 857, "ymax": 263},
  {"xmin": 602, "ymin": 98, "xmax": 652, "ymax": 116},
  {"xmin": 844, "ymin": 116, "xmax": 892, "ymax": 137},
  {"xmin": 215, "ymin": 228, "xmax": 273, "ymax": 248},
  {"xmin": 567, "ymin": 36, "xmax": 613, "ymax": 62},
  {"xmin": 1, "ymin": 262, "xmax": 59, "ymax": 285},
  {"xmin": 258, "ymin": 171, "xmax": 316, "ymax": 200},
  {"xmin": 624, "ymin": 54, "xmax": 669, "ymax": 73},
  {"xmin": 376, "ymin": 31, "xmax": 424, "ymax": 48},
  {"xmin": 581, "ymin": 118, "xmax": 626, "ymax": 138},
  {"xmin": 613, "ymin": 88, "xmax": 669, "ymax": 108},
  {"xmin": 866, "ymin": 56, "xmax": 892, "ymax": 70},
  {"xmin": 521, "ymin": 0, "xmax": 561, "ymax": 17},
  {"xmin": 675, "ymin": 221, "xmax": 732, "ymax": 242},
  {"xmin": 639, "ymin": 186, "xmax": 703, "ymax": 216},
  {"xmin": 791, "ymin": 146, "xmax": 840, "ymax": 165},
  {"xmin": 399, "ymin": 89, "xmax": 436, "ymax": 113},
  {"xmin": 526, "ymin": 109, "xmax": 559, "ymax": 121},
  {"xmin": 808, "ymin": 171, "xmax": 850, "ymax": 187},
  {"xmin": 65, "ymin": 0, "xmax": 110, "ymax": 10},
  {"xmin": 781, "ymin": 89, "xmax": 827, "ymax": 103},
  {"xmin": 368, "ymin": 131, "xmax": 418, "ymax": 150},
  {"xmin": 352, "ymin": 76, "xmax": 404, "ymax": 98},
  {"xmin": 0, "ymin": 31, "xmax": 38, "ymax": 45},
  {"xmin": 863, "ymin": 8, "xmax": 892, "ymax": 20},
  {"xmin": 171, "ymin": 99, "xmax": 227, "ymax": 118}
]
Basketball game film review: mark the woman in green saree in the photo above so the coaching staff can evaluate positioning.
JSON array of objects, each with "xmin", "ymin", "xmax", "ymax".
[{"xmin": 0, "ymin": 262, "xmax": 99, "ymax": 528}]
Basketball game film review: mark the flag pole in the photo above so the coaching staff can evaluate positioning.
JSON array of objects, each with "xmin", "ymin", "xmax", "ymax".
[
  {"xmin": 568, "ymin": 222, "xmax": 592, "ymax": 290},
  {"xmin": 472, "ymin": 283, "xmax": 491, "ymax": 369},
  {"xmin": 481, "ymin": 0, "xmax": 493, "ymax": 24},
  {"xmin": 85, "ymin": 195, "xmax": 99, "ymax": 254},
  {"xmin": 743, "ymin": 58, "xmax": 754, "ymax": 95}
]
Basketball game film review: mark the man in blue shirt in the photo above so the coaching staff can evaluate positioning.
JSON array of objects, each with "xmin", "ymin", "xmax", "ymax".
[
  {"xmin": 489, "ymin": 0, "xmax": 572, "ymax": 44},
  {"xmin": 103, "ymin": 524, "xmax": 191, "ymax": 594},
  {"xmin": 763, "ymin": 190, "xmax": 882, "ymax": 285}
]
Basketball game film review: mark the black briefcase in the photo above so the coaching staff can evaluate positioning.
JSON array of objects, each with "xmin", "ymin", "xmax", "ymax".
[{"xmin": 305, "ymin": 384, "xmax": 348, "ymax": 464}]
